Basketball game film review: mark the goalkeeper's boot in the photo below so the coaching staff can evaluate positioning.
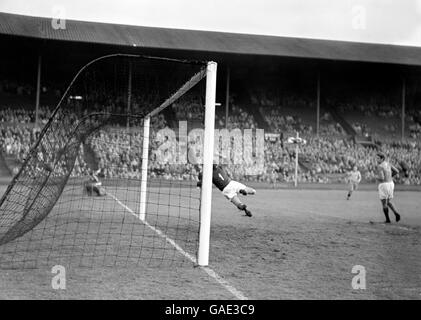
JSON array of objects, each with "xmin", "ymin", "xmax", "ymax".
[
  {"xmin": 395, "ymin": 213, "xmax": 401, "ymax": 222},
  {"xmin": 237, "ymin": 203, "xmax": 252, "ymax": 217},
  {"xmin": 244, "ymin": 208, "xmax": 252, "ymax": 217},
  {"xmin": 239, "ymin": 189, "xmax": 248, "ymax": 196}
]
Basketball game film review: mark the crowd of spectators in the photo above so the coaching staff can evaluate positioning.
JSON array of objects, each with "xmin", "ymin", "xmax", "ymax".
[
  {"xmin": 334, "ymin": 98, "xmax": 421, "ymax": 140},
  {"xmin": 0, "ymin": 80, "xmax": 34, "ymax": 96},
  {"xmin": 215, "ymin": 104, "xmax": 257, "ymax": 130},
  {"xmin": 408, "ymin": 109, "xmax": 421, "ymax": 139},
  {"xmin": 335, "ymin": 96, "xmax": 401, "ymax": 119},
  {"xmin": 0, "ymin": 106, "xmax": 52, "ymax": 125},
  {"xmin": 0, "ymin": 126, "xmax": 38, "ymax": 162},
  {"xmin": 260, "ymin": 105, "xmax": 345, "ymax": 139},
  {"xmin": 172, "ymin": 95, "xmax": 204, "ymax": 122},
  {"xmin": 1, "ymin": 89, "xmax": 421, "ymax": 185}
]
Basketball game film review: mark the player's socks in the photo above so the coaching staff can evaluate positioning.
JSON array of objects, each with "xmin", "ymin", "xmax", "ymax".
[
  {"xmin": 387, "ymin": 202, "xmax": 397, "ymax": 212},
  {"xmin": 232, "ymin": 197, "xmax": 246, "ymax": 211},
  {"xmin": 237, "ymin": 203, "xmax": 246, "ymax": 210},
  {"xmin": 239, "ymin": 204, "xmax": 252, "ymax": 217},
  {"xmin": 232, "ymin": 196, "xmax": 252, "ymax": 216},
  {"xmin": 383, "ymin": 207, "xmax": 391, "ymax": 223},
  {"xmin": 236, "ymin": 203, "xmax": 252, "ymax": 217},
  {"xmin": 387, "ymin": 203, "xmax": 400, "ymax": 222}
]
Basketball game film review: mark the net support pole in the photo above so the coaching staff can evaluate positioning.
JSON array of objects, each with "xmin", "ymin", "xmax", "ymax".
[
  {"xmin": 127, "ymin": 61, "xmax": 132, "ymax": 129},
  {"xmin": 139, "ymin": 116, "xmax": 150, "ymax": 221},
  {"xmin": 225, "ymin": 66, "xmax": 230, "ymax": 129},
  {"xmin": 401, "ymin": 77, "xmax": 406, "ymax": 141},
  {"xmin": 316, "ymin": 72, "xmax": 320, "ymax": 136},
  {"xmin": 198, "ymin": 61, "xmax": 217, "ymax": 266},
  {"xmin": 35, "ymin": 51, "xmax": 42, "ymax": 128},
  {"xmin": 294, "ymin": 132, "xmax": 299, "ymax": 188}
]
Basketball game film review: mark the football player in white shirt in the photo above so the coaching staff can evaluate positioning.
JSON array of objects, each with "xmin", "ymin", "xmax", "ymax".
[
  {"xmin": 346, "ymin": 165, "xmax": 362, "ymax": 200},
  {"xmin": 376, "ymin": 152, "xmax": 401, "ymax": 223}
]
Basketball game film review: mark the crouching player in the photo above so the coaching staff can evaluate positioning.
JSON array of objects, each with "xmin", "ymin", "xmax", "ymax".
[
  {"xmin": 85, "ymin": 169, "xmax": 106, "ymax": 197},
  {"xmin": 376, "ymin": 152, "xmax": 401, "ymax": 223},
  {"xmin": 197, "ymin": 164, "xmax": 256, "ymax": 217},
  {"xmin": 346, "ymin": 165, "xmax": 362, "ymax": 200}
]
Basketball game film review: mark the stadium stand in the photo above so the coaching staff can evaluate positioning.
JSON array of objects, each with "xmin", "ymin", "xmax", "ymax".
[
  {"xmin": 1, "ymin": 77, "xmax": 420, "ymax": 185},
  {"xmin": 1, "ymin": 18, "xmax": 421, "ymax": 186},
  {"xmin": 0, "ymin": 152, "xmax": 11, "ymax": 177}
]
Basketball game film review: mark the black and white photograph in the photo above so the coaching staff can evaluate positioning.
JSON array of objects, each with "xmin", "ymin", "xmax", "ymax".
[{"xmin": 0, "ymin": 0, "xmax": 420, "ymax": 307}]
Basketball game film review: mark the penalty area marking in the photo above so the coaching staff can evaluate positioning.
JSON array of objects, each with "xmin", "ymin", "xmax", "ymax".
[{"xmin": 107, "ymin": 193, "xmax": 248, "ymax": 300}]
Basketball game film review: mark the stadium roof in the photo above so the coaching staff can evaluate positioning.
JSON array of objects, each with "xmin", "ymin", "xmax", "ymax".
[{"xmin": 2, "ymin": 12, "xmax": 421, "ymax": 66}]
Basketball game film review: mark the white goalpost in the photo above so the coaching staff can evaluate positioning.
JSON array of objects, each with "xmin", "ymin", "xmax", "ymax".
[
  {"xmin": 139, "ymin": 116, "xmax": 150, "ymax": 221},
  {"xmin": 198, "ymin": 61, "xmax": 217, "ymax": 266}
]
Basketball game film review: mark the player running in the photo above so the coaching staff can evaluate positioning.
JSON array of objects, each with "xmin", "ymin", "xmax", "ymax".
[
  {"xmin": 346, "ymin": 165, "xmax": 361, "ymax": 200},
  {"xmin": 376, "ymin": 152, "xmax": 401, "ymax": 223},
  {"xmin": 197, "ymin": 164, "xmax": 256, "ymax": 217}
]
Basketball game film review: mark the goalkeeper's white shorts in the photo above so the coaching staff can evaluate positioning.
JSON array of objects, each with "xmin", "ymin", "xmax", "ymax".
[
  {"xmin": 222, "ymin": 181, "xmax": 247, "ymax": 200},
  {"xmin": 378, "ymin": 181, "xmax": 394, "ymax": 200}
]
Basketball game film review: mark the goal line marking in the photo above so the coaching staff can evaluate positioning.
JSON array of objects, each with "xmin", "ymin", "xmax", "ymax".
[{"xmin": 107, "ymin": 193, "xmax": 248, "ymax": 300}]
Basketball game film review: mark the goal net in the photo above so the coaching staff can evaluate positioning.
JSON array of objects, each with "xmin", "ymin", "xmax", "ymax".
[{"xmin": 0, "ymin": 54, "xmax": 217, "ymax": 269}]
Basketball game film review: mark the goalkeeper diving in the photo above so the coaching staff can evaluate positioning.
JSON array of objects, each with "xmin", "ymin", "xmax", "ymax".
[{"xmin": 197, "ymin": 163, "xmax": 256, "ymax": 217}]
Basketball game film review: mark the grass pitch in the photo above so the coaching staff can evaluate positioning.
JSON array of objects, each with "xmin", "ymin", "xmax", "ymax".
[{"xmin": 0, "ymin": 184, "xmax": 420, "ymax": 299}]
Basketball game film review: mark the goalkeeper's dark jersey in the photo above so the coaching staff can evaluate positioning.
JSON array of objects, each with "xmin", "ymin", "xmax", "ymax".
[{"xmin": 198, "ymin": 164, "xmax": 231, "ymax": 191}]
